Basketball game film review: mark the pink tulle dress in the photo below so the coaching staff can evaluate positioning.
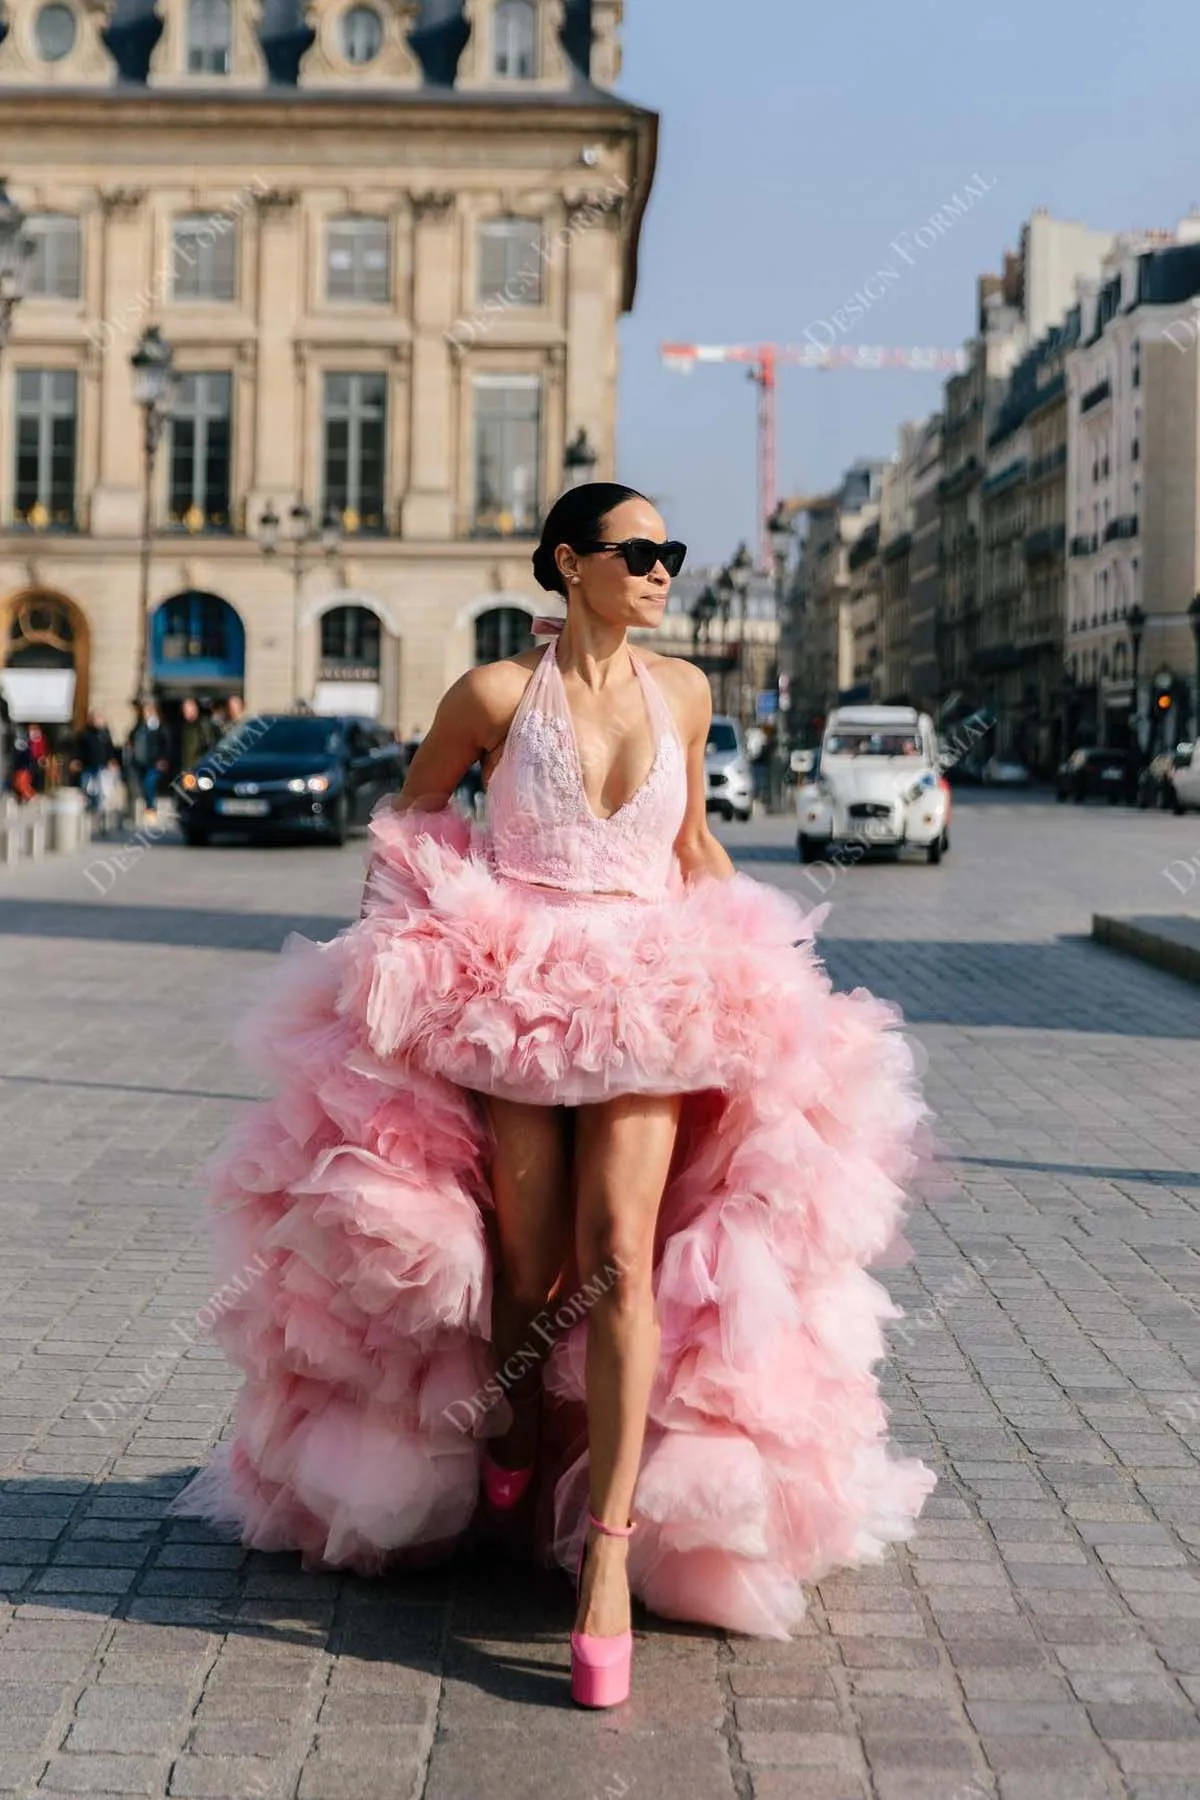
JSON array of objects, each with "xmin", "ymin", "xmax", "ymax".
[{"xmin": 175, "ymin": 622, "xmax": 935, "ymax": 1639}]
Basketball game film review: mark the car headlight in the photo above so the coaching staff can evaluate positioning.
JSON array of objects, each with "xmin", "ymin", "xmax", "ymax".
[
  {"xmin": 904, "ymin": 774, "xmax": 936, "ymax": 803},
  {"xmin": 197, "ymin": 774, "xmax": 214, "ymax": 791},
  {"xmin": 307, "ymin": 774, "xmax": 332, "ymax": 793}
]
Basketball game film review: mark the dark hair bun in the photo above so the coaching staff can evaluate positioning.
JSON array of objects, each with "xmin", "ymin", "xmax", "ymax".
[
  {"xmin": 532, "ymin": 541, "xmax": 566, "ymax": 596},
  {"xmin": 531, "ymin": 480, "xmax": 649, "ymax": 599}
]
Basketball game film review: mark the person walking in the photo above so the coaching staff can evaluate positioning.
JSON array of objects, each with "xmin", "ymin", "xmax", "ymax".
[
  {"xmin": 72, "ymin": 711, "xmax": 116, "ymax": 812},
  {"xmin": 177, "ymin": 483, "xmax": 931, "ymax": 1708},
  {"xmin": 126, "ymin": 701, "xmax": 168, "ymax": 821}
]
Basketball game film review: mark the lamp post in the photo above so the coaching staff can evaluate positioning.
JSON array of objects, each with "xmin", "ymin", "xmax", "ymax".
[
  {"xmin": 714, "ymin": 569, "xmax": 734, "ymax": 714},
  {"xmin": 729, "ymin": 540, "xmax": 753, "ymax": 727},
  {"xmin": 258, "ymin": 500, "xmax": 342, "ymax": 708},
  {"xmin": 131, "ymin": 325, "xmax": 177, "ymax": 706},
  {"xmin": 0, "ymin": 179, "xmax": 32, "ymax": 353},
  {"xmin": 1125, "ymin": 602, "xmax": 1146, "ymax": 763},
  {"xmin": 563, "ymin": 427, "xmax": 598, "ymax": 491},
  {"xmin": 690, "ymin": 583, "xmax": 718, "ymax": 678},
  {"xmin": 767, "ymin": 502, "xmax": 794, "ymax": 777},
  {"xmin": 1189, "ymin": 594, "xmax": 1200, "ymax": 741},
  {"xmin": 1057, "ymin": 667, "xmax": 1076, "ymax": 767}
]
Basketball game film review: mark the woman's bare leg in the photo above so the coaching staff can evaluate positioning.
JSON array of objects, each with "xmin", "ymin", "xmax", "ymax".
[
  {"xmin": 572, "ymin": 1092, "xmax": 681, "ymax": 1634},
  {"xmin": 483, "ymin": 1095, "xmax": 573, "ymax": 1468}
]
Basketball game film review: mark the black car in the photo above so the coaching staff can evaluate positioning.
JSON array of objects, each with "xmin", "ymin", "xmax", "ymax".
[
  {"xmin": 176, "ymin": 713, "xmax": 405, "ymax": 846},
  {"xmin": 1055, "ymin": 746, "xmax": 1137, "ymax": 805}
]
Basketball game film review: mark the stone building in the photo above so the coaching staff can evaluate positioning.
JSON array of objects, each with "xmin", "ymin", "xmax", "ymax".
[
  {"xmin": 787, "ymin": 460, "xmax": 883, "ymax": 731},
  {"xmin": 1064, "ymin": 230, "xmax": 1200, "ymax": 752},
  {"xmin": 0, "ymin": 0, "xmax": 655, "ymax": 748},
  {"xmin": 905, "ymin": 414, "xmax": 941, "ymax": 711}
]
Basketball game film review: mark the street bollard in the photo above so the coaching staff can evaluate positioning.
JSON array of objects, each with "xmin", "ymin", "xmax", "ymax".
[{"xmin": 48, "ymin": 787, "xmax": 88, "ymax": 855}]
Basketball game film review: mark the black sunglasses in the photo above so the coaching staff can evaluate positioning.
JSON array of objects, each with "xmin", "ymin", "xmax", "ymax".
[{"xmin": 573, "ymin": 537, "xmax": 688, "ymax": 578}]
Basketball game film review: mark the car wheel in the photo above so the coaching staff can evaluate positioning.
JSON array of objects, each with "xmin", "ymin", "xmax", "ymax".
[
  {"xmin": 1137, "ymin": 788, "xmax": 1150, "ymax": 810},
  {"xmin": 326, "ymin": 795, "xmax": 349, "ymax": 847},
  {"xmin": 1073, "ymin": 789, "xmax": 1085, "ymax": 804},
  {"xmin": 1055, "ymin": 789, "xmax": 1067, "ymax": 803},
  {"xmin": 926, "ymin": 837, "xmax": 942, "ymax": 865},
  {"xmin": 1158, "ymin": 786, "xmax": 1174, "ymax": 811},
  {"xmin": 1174, "ymin": 794, "xmax": 1187, "ymax": 816},
  {"xmin": 797, "ymin": 833, "xmax": 820, "ymax": 864},
  {"xmin": 941, "ymin": 828, "xmax": 951, "ymax": 855},
  {"xmin": 734, "ymin": 806, "xmax": 752, "ymax": 823},
  {"xmin": 1107, "ymin": 792, "xmax": 1119, "ymax": 805},
  {"xmin": 182, "ymin": 825, "xmax": 209, "ymax": 847}
]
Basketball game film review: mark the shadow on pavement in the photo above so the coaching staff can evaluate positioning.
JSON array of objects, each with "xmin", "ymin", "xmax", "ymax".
[
  {"xmin": 954, "ymin": 1152, "xmax": 1200, "ymax": 1188},
  {"xmin": 817, "ymin": 936, "xmax": 1200, "ymax": 1037},
  {"xmin": 0, "ymin": 898, "xmax": 349, "ymax": 952},
  {"xmin": 0, "ymin": 1472, "xmax": 698, "ymax": 1711}
]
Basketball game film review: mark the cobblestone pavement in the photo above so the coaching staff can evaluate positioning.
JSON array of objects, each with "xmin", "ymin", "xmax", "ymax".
[{"xmin": 0, "ymin": 793, "xmax": 1198, "ymax": 1800}]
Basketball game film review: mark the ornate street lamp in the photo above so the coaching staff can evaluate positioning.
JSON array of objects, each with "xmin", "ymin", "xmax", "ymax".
[
  {"xmin": 1189, "ymin": 594, "xmax": 1200, "ymax": 741},
  {"xmin": 0, "ymin": 180, "xmax": 32, "ymax": 352},
  {"xmin": 1125, "ymin": 602, "xmax": 1146, "ymax": 762},
  {"xmin": 131, "ymin": 325, "xmax": 177, "ymax": 705},
  {"xmin": 563, "ymin": 427, "xmax": 598, "ymax": 490},
  {"xmin": 729, "ymin": 541, "xmax": 754, "ymax": 726},
  {"xmin": 767, "ymin": 502, "xmax": 793, "ymax": 577},
  {"xmin": 258, "ymin": 498, "xmax": 343, "ymax": 707}
]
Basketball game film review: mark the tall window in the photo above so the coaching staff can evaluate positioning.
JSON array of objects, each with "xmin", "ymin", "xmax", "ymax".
[
  {"xmin": 168, "ymin": 373, "xmax": 232, "ymax": 531},
  {"xmin": 14, "ymin": 370, "xmax": 77, "ymax": 529},
  {"xmin": 326, "ymin": 218, "xmax": 390, "ymax": 304},
  {"xmin": 478, "ymin": 218, "xmax": 543, "ymax": 305},
  {"xmin": 172, "ymin": 215, "xmax": 237, "ymax": 301},
  {"xmin": 25, "ymin": 215, "xmax": 81, "ymax": 300},
  {"xmin": 323, "ymin": 373, "xmax": 387, "ymax": 533},
  {"xmin": 187, "ymin": 0, "xmax": 231, "ymax": 73},
  {"xmin": 321, "ymin": 606, "xmax": 381, "ymax": 676},
  {"xmin": 473, "ymin": 374, "xmax": 541, "ymax": 535},
  {"xmin": 474, "ymin": 607, "xmax": 534, "ymax": 664},
  {"xmin": 494, "ymin": 0, "xmax": 536, "ymax": 77}
]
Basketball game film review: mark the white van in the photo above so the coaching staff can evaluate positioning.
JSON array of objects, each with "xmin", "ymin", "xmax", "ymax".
[{"xmin": 796, "ymin": 705, "xmax": 951, "ymax": 865}]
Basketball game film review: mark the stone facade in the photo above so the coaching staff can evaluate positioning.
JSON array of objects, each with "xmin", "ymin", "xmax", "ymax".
[{"xmin": 0, "ymin": 0, "xmax": 657, "ymax": 747}]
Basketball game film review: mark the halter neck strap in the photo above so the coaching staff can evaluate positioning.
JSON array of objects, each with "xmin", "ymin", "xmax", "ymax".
[{"xmin": 531, "ymin": 615, "xmax": 566, "ymax": 641}]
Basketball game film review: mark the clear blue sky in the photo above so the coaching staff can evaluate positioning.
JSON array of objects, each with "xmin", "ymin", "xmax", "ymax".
[{"xmin": 615, "ymin": 0, "xmax": 1200, "ymax": 563}]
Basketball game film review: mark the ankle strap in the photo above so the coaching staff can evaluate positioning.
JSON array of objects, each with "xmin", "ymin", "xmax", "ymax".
[{"xmin": 588, "ymin": 1512, "xmax": 635, "ymax": 1538}]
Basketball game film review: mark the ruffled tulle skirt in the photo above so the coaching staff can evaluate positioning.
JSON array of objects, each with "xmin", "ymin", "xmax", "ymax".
[{"xmin": 175, "ymin": 804, "xmax": 935, "ymax": 1638}]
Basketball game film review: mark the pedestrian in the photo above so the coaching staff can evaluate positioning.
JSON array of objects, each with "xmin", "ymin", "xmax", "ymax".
[
  {"xmin": 0, "ymin": 692, "xmax": 11, "ymax": 795},
  {"xmin": 125, "ymin": 701, "xmax": 168, "ymax": 822},
  {"xmin": 72, "ymin": 710, "xmax": 116, "ymax": 812},
  {"xmin": 176, "ymin": 482, "xmax": 930, "ymax": 1708},
  {"xmin": 177, "ymin": 696, "xmax": 211, "ymax": 773}
]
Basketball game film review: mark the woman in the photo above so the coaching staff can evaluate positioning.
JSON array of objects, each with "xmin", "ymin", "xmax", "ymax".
[{"xmin": 178, "ymin": 483, "xmax": 933, "ymax": 1708}]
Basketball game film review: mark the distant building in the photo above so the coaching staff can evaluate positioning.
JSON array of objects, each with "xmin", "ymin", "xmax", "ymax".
[
  {"xmin": 787, "ymin": 459, "xmax": 884, "ymax": 730},
  {"xmin": 1065, "ymin": 223, "xmax": 1200, "ymax": 752}
]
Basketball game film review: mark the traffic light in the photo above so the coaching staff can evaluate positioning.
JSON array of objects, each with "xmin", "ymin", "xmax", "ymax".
[{"xmin": 1156, "ymin": 691, "xmax": 1173, "ymax": 713}]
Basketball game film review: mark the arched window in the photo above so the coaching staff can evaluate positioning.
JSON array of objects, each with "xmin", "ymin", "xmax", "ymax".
[
  {"xmin": 152, "ymin": 592, "xmax": 245, "ymax": 684},
  {"xmin": 188, "ymin": 0, "xmax": 231, "ymax": 74},
  {"xmin": 494, "ymin": 0, "xmax": 536, "ymax": 78},
  {"xmin": 474, "ymin": 606, "xmax": 533, "ymax": 664},
  {"xmin": 320, "ymin": 605, "xmax": 382, "ymax": 677}
]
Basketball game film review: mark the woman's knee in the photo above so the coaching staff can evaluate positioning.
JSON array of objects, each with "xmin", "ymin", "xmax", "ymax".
[
  {"xmin": 497, "ymin": 1242, "xmax": 562, "ymax": 1315},
  {"xmin": 577, "ymin": 1209, "xmax": 654, "ymax": 1309}
]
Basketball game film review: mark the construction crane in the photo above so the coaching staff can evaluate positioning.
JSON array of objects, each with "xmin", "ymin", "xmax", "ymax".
[{"xmin": 660, "ymin": 342, "xmax": 969, "ymax": 566}]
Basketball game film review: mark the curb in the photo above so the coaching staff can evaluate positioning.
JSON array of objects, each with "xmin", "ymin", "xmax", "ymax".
[{"xmin": 1092, "ymin": 913, "xmax": 1200, "ymax": 987}]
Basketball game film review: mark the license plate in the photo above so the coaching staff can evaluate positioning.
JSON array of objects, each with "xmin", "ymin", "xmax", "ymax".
[
  {"xmin": 864, "ymin": 820, "xmax": 894, "ymax": 839},
  {"xmin": 1101, "ymin": 769, "xmax": 1121, "ymax": 780},
  {"xmin": 218, "ymin": 798, "xmax": 271, "ymax": 817}
]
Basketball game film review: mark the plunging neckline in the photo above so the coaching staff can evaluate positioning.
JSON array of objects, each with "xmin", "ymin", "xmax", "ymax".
[{"xmin": 550, "ymin": 642, "xmax": 662, "ymax": 826}]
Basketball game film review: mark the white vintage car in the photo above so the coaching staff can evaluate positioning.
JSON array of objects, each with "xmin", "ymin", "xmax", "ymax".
[{"xmin": 796, "ymin": 705, "xmax": 951, "ymax": 866}]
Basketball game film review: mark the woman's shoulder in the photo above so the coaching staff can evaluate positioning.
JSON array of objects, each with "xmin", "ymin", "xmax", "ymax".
[
  {"xmin": 447, "ymin": 650, "xmax": 543, "ymax": 735},
  {"xmin": 637, "ymin": 646, "xmax": 710, "ymax": 721}
]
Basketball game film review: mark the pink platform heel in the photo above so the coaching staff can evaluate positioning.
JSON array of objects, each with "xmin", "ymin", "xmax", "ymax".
[
  {"xmin": 570, "ymin": 1514, "xmax": 635, "ymax": 1709},
  {"xmin": 480, "ymin": 1453, "xmax": 535, "ymax": 1512}
]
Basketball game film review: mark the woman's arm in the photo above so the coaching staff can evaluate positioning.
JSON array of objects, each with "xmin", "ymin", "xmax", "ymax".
[{"xmin": 671, "ymin": 662, "xmax": 736, "ymax": 885}]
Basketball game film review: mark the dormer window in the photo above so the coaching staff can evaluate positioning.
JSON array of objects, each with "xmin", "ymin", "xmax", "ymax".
[
  {"xmin": 187, "ymin": 0, "xmax": 231, "ymax": 75},
  {"xmin": 35, "ymin": 2, "xmax": 77, "ymax": 61},
  {"xmin": 341, "ymin": 4, "xmax": 383, "ymax": 63},
  {"xmin": 494, "ymin": 0, "xmax": 536, "ymax": 77}
]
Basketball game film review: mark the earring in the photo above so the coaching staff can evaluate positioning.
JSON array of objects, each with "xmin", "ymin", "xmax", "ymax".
[{"xmin": 570, "ymin": 576, "xmax": 580, "ymax": 584}]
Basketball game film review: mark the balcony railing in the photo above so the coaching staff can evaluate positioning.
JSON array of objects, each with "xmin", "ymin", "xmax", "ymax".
[
  {"xmin": 1023, "ymin": 524, "xmax": 1066, "ymax": 562},
  {"xmin": 1028, "ymin": 445, "xmax": 1067, "ymax": 484},
  {"xmin": 1080, "ymin": 378, "xmax": 1112, "ymax": 414},
  {"xmin": 1103, "ymin": 514, "xmax": 1139, "ymax": 542},
  {"xmin": 1069, "ymin": 534, "xmax": 1097, "ymax": 557}
]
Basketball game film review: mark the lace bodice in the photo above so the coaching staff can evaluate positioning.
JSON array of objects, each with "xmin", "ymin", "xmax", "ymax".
[{"xmin": 487, "ymin": 633, "xmax": 688, "ymax": 899}]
